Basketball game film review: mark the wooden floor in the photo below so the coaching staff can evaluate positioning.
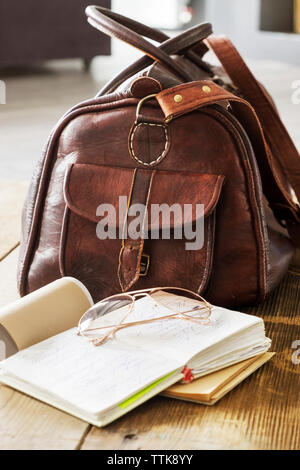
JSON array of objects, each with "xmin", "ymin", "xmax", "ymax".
[{"xmin": 0, "ymin": 182, "xmax": 299, "ymax": 450}]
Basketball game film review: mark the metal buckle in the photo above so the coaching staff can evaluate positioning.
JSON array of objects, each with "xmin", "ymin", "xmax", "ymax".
[{"xmin": 139, "ymin": 253, "xmax": 150, "ymax": 277}]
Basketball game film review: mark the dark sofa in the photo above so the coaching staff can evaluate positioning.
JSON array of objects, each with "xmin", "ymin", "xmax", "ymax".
[{"xmin": 0, "ymin": 0, "xmax": 111, "ymax": 67}]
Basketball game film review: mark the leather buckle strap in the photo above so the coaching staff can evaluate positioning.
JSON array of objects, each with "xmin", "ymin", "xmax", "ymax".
[{"xmin": 118, "ymin": 169, "xmax": 156, "ymax": 292}]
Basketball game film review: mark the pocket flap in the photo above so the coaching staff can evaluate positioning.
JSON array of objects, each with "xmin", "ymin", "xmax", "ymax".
[{"xmin": 64, "ymin": 163, "xmax": 224, "ymax": 228}]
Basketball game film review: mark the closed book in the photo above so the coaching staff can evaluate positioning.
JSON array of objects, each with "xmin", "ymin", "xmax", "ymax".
[{"xmin": 162, "ymin": 352, "xmax": 275, "ymax": 405}]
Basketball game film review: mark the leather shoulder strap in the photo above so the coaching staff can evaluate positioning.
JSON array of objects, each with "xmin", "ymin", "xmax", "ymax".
[
  {"xmin": 156, "ymin": 80, "xmax": 300, "ymax": 247},
  {"xmin": 206, "ymin": 35, "xmax": 300, "ymax": 218}
]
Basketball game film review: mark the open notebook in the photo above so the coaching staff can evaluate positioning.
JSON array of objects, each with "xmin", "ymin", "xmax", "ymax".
[{"xmin": 0, "ymin": 278, "xmax": 272, "ymax": 426}]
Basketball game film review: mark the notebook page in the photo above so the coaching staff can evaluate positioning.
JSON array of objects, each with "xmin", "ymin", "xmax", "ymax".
[
  {"xmin": 0, "ymin": 328, "xmax": 182, "ymax": 415},
  {"xmin": 112, "ymin": 292, "xmax": 266, "ymax": 364}
]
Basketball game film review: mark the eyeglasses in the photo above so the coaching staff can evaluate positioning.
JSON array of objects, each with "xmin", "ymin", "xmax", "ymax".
[{"xmin": 77, "ymin": 287, "xmax": 212, "ymax": 346}]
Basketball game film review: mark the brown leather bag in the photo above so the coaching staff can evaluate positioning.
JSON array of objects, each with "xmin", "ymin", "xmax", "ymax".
[{"xmin": 17, "ymin": 6, "xmax": 300, "ymax": 308}]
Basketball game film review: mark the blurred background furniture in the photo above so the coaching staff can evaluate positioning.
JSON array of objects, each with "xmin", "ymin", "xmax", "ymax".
[
  {"xmin": 1, "ymin": 1, "xmax": 299, "ymax": 183},
  {"xmin": 115, "ymin": 0, "xmax": 300, "ymax": 64},
  {"xmin": 0, "ymin": 0, "xmax": 111, "ymax": 69},
  {"xmin": 197, "ymin": 0, "xmax": 300, "ymax": 65}
]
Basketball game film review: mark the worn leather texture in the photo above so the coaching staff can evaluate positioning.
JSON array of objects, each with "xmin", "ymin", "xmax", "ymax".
[{"xmin": 17, "ymin": 7, "xmax": 299, "ymax": 308}]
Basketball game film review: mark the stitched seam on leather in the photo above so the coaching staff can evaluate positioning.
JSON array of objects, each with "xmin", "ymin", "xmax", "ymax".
[
  {"xmin": 197, "ymin": 215, "xmax": 213, "ymax": 294},
  {"xmin": 243, "ymin": 156, "xmax": 268, "ymax": 299},
  {"xmin": 202, "ymin": 108, "xmax": 268, "ymax": 301},
  {"xmin": 226, "ymin": 115, "xmax": 268, "ymax": 301},
  {"xmin": 203, "ymin": 175, "xmax": 224, "ymax": 217},
  {"xmin": 201, "ymin": 107, "xmax": 267, "ymax": 302},
  {"xmin": 19, "ymin": 100, "xmax": 141, "ymax": 295},
  {"xmin": 63, "ymin": 164, "xmax": 101, "ymax": 224},
  {"xmin": 18, "ymin": 139, "xmax": 53, "ymax": 294},
  {"xmin": 224, "ymin": 113, "xmax": 267, "ymax": 301},
  {"xmin": 129, "ymin": 122, "xmax": 169, "ymax": 167},
  {"xmin": 58, "ymin": 206, "xmax": 69, "ymax": 277}
]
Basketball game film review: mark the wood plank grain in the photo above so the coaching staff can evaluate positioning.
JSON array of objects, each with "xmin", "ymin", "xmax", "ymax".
[
  {"xmin": 0, "ymin": 384, "xmax": 90, "ymax": 450},
  {"xmin": 0, "ymin": 181, "xmax": 29, "ymax": 261},
  {"xmin": 81, "ymin": 255, "xmax": 300, "ymax": 450}
]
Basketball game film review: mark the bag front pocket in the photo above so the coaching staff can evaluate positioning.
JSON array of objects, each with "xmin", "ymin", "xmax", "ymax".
[{"xmin": 60, "ymin": 163, "xmax": 224, "ymax": 301}]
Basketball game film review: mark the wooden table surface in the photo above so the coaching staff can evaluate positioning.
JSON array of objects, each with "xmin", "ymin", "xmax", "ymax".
[{"xmin": 0, "ymin": 181, "xmax": 299, "ymax": 450}]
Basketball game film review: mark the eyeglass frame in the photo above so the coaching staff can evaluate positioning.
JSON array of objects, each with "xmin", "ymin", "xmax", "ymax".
[{"xmin": 77, "ymin": 286, "xmax": 212, "ymax": 346}]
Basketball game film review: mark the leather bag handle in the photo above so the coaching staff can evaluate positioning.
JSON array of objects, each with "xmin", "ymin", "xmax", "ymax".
[
  {"xmin": 97, "ymin": 32, "xmax": 212, "ymax": 96},
  {"xmin": 86, "ymin": 6, "xmax": 212, "ymax": 85}
]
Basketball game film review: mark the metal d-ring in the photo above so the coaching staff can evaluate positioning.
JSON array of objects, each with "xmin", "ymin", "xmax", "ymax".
[
  {"xmin": 129, "ymin": 93, "xmax": 169, "ymax": 167},
  {"xmin": 135, "ymin": 93, "xmax": 157, "ymax": 123}
]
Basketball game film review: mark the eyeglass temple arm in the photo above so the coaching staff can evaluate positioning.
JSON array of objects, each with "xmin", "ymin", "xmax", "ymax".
[{"xmin": 81, "ymin": 309, "xmax": 210, "ymax": 335}]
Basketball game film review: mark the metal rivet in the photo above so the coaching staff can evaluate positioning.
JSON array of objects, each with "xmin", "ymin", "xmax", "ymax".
[
  {"xmin": 174, "ymin": 94, "xmax": 183, "ymax": 103},
  {"xmin": 202, "ymin": 85, "xmax": 211, "ymax": 93}
]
